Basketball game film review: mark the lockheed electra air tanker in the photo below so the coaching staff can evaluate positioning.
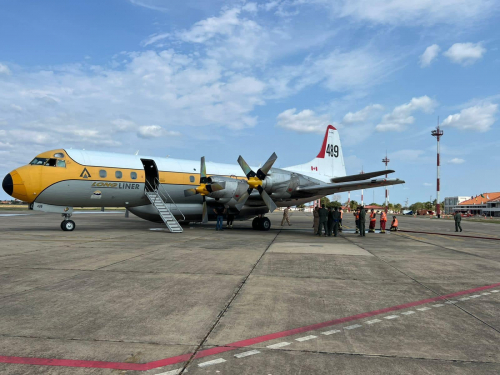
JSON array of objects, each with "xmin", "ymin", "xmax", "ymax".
[{"xmin": 2, "ymin": 125, "xmax": 404, "ymax": 231}]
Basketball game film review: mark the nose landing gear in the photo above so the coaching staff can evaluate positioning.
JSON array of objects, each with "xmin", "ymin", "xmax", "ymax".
[
  {"xmin": 252, "ymin": 216, "xmax": 271, "ymax": 231},
  {"xmin": 61, "ymin": 213, "xmax": 76, "ymax": 231}
]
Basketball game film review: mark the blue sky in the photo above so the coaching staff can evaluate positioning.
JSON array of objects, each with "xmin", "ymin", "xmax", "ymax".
[{"xmin": 1, "ymin": 0, "xmax": 499, "ymax": 204}]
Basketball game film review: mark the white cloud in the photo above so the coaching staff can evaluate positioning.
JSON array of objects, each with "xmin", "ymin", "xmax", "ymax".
[
  {"xmin": 128, "ymin": 0, "xmax": 168, "ymax": 12},
  {"xmin": 441, "ymin": 103, "xmax": 497, "ymax": 132},
  {"xmin": 137, "ymin": 125, "xmax": 181, "ymax": 139},
  {"xmin": 0, "ymin": 63, "xmax": 11, "ymax": 75},
  {"xmin": 423, "ymin": 182, "xmax": 432, "ymax": 186},
  {"xmin": 420, "ymin": 44, "xmax": 440, "ymax": 67},
  {"xmin": 342, "ymin": 104, "xmax": 383, "ymax": 124},
  {"xmin": 141, "ymin": 33, "xmax": 169, "ymax": 46},
  {"xmin": 443, "ymin": 42, "xmax": 486, "ymax": 66},
  {"xmin": 376, "ymin": 96, "xmax": 436, "ymax": 132},
  {"xmin": 276, "ymin": 108, "xmax": 331, "ymax": 133},
  {"xmin": 448, "ymin": 158, "xmax": 465, "ymax": 164},
  {"xmin": 335, "ymin": 0, "xmax": 497, "ymax": 26}
]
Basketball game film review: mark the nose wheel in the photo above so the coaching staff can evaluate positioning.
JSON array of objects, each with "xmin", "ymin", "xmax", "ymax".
[{"xmin": 61, "ymin": 213, "xmax": 76, "ymax": 231}]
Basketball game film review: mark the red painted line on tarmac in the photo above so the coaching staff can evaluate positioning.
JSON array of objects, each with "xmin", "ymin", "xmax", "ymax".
[
  {"xmin": 398, "ymin": 230, "xmax": 500, "ymax": 241},
  {"xmin": 1, "ymin": 282, "xmax": 499, "ymax": 371}
]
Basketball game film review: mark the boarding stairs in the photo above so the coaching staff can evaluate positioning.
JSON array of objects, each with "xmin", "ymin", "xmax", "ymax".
[{"xmin": 145, "ymin": 179, "xmax": 184, "ymax": 233}]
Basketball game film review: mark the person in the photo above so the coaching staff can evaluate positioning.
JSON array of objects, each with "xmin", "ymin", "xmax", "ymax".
[
  {"xmin": 354, "ymin": 208, "xmax": 360, "ymax": 234},
  {"xmin": 390, "ymin": 216, "xmax": 399, "ymax": 231},
  {"xmin": 327, "ymin": 207, "xmax": 334, "ymax": 236},
  {"xmin": 332, "ymin": 206, "xmax": 341, "ymax": 236},
  {"xmin": 226, "ymin": 213, "xmax": 235, "ymax": 229},
  {"xmin": 380, "ymin": 210, "xmax": 387, "ymax": 233},
  {"xmin": 213, "ymin": 205, "xmax": 225, "ymax": 231},
  {"xmin": 369, "ymin": 209, "xmax": 376, "ymax": 233},
  {"xmin": 454, "ymin": 211, "xmax": 462, "ymax": 232},
  {"xmin": 339, "ymin": 208, "xmax": 343, "ymax": 232},
  {"xmin": 313, "ymin": 206, "xmax": 320, "ymax": 235},
  {"xmin": 317, "ymin": 204, "xmax": 328, "ymax": 236},
  {"xmin": 359, "ymin": 206, "xmax": 366, "ymax": 236},
  {"xmin": 281, "ymin": 206, "xmax": 292, "ymax": 226}
]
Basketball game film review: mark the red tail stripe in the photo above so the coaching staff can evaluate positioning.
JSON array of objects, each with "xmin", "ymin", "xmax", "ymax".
[{"xmin": 316, "ymin": 125, "xmax": 336, "ymax": 158}]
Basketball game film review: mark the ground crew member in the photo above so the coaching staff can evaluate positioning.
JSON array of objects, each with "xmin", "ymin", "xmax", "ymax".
[
  {"xmin": 339, "ymin": 208, "xmax": 343, "ymax": 232},
  {"xmin": 226, "ymin": 213, "xmax": 235, "ymax": 229},
  {"xmin": 369, "ymin": 209, "xmax": 376, "ymax": 233},
  {"xmin": 213, "ymin": 205, "xmax": 226, "ymax": 231},
  {"xmin": 380, "ymin": 211, "xmax": 387, "ymax": 233},
  {"xmin": 332, "ymin": 206, "xmax": 341, "ymax": 236},
  {"xmin": 454, "ymin": 211, "xmax": 463, "ymax": 232},
  {"xmin": 313, "ymin": 206, "xmax": 319, "ymax": 234},
  {"xmin": 390, "ymin": 216, "xmax": 399, "ymax": 231},
  {"xmin": 317, "ymin": 204, "xmax": 328, "ymax": 236},
  {"xmin": 354, "ymin": 208, "xmax": 360, "ymax": 234},
  {"xmin": 327, "ymin": 207, "xmax": 334, "ymax": 236},
  {"xmin": 281, "ymin": 206, "xmax": 292, "ymax": 226},
  {"xmin": 359, "ymin": 206, "xmax": 366, "ymax": 236}
]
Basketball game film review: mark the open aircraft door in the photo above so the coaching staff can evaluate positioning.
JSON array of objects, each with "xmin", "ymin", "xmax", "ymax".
[{"xmin": 141, "ymin": 159, "xmax": 159, "ymax": 192}]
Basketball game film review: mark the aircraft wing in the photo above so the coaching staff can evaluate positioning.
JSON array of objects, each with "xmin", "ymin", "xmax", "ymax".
[
  {"xmin": 295, "ymin": 178, "xmax": 405, "ymax": 196},
  {"xmin": 330, "ymin": 170, "xmax": 395, "ymax": 183}
]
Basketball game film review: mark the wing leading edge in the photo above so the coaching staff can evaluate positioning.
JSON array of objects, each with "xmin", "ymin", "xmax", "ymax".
[{"xmin": 295, "ymin": 178, "xmax": 405, "ymax": 196}]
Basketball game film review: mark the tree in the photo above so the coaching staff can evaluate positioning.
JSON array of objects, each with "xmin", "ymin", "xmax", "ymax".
[
  {"xmin": 349, "ymin": 200, "xmax": 359, "ymax": 211},
  {"xmin": 320, "ymin": 196, "xmax": 330, "ymax": 207},
  {"xmin": 296, "ymin": 204, "xmax": 305, "ymax": 209},
  {"xmin": 394, "ymin": 203, "xmax": 402, "ymax": 213}
]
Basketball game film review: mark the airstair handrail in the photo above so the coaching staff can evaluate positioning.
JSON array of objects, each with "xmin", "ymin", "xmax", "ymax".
[{"xmin": 153, "ymin": 177, "xmax": 186, "ymax": 222}]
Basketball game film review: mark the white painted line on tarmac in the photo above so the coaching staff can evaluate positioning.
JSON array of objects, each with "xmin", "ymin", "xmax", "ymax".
[
  {"xmin": 401, "ymin": 311, "xmax": 415, "ymax": 315},
  {"xmin": 365, "ymin": 319, "xmax": 382, "ymax": 324},
  {"xmin": 157, "ymin": 369, "xmax": 182, "ymax": 375},
  {"xmin": 267, "ymin": 342, "xmax": 291, "ymax": 349},
  {"xmin": 234, "ymin": 350, "xmax": 260, "ymax": 358},
  {"xmin": 322, "ymin": 329, "xmax": 341, "ymax": 335},
  {"xmin": 445, "ymin": 300, "xmax": 458, "ymax": 304},
  {"xmin": 417, "ymin": 307, "xmax": 431, "ymax": 311},
  {"xmin": 469, "ymin": 295, "xmax": 481, "ymax": 298},
  {"xmin": 344, "ymin": 324, "xmax": 362, "ymax": 330},
  {"xmin": 384, "ymin": 315, "xmax": 399, "ymax": 320},
  {"xmin": 481, "ymin": 292, "xmax": 491, "ymax": 295},
  {"xmin": 491, "ymin": 290, "xmax": 499, "ymax": 293},
  {"xmin": 432, "ymin": 304, "xmax": 445, "ymax": 307},
  {"xmin": 198, "ymin": 358, "xmax": 226, "ymax": 367},
  {"xmin": 295, "ymin": 335, "xmax": 317, "ymax": 342},
  {"xmin": 459, "ymin": 297, "xmax": 470, "ymax": 301}
]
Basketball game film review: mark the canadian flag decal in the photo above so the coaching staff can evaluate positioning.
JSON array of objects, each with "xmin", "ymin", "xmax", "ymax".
[{"xmin": 311, "ymin": 166, "xmax": 318, "ymax": 171}]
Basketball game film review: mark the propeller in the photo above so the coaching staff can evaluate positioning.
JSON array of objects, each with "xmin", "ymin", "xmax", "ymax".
[
  {"xmin": 236, "ymin": 153, "xmax": 278, "ymax": 212},
  {"xmin": 184, "ymin": 157, "xmax": 225, "ymax": 223}
]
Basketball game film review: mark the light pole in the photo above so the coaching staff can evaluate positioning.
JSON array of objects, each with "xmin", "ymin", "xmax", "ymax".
[
  {"xmin": 382, "ymin": 153, "xmax": 390, "ymax": 213},
  {"xmin": 431, "ymin": 120, "xmax": 443, "ymax": 218}
]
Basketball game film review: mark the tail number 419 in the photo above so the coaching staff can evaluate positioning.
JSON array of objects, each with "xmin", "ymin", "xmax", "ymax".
[{"xmin": 326, "ymin": 144, "xmax": 339, "ymax": 157}]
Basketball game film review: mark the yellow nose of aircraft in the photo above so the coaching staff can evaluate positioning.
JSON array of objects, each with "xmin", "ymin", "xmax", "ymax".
[{"xmin": 2, "ymin": 169, "xmax": 31, "ymax": 202}]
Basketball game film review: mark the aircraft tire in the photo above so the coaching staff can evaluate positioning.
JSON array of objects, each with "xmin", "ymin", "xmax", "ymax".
[
  {"xmin": 252, "ymin": 217, "xmax": 260, "ymax": 230},
  {"xmin": 61, "ymin": 220, "xmax": 76, "ymax": 231},
  {"xmin": 260, "ymin": 217, "xmax": 271, "ymax": 231}
]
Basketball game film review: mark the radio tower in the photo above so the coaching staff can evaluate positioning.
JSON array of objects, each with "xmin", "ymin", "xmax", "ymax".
[
  {"xmin": 382, "ymin": 152, "xmax": 390, "ymax": 213},
  {"xmin": 431, "ymin": 118, "xmax": 443, "ymax": 218}
]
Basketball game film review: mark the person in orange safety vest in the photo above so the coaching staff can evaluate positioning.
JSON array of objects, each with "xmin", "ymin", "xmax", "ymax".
[
  {"xmin": 390, "ymin": 216, "xmax": 399, "ymax": 231},
  {"xmin": 369, "ymin": 209, "xmax": 376, "ymax": 233},
  {"xmin": 380, "ymin": 211, "xmax": 387, "ymax": 233},
  {"xmin": 354, "ymin": 208, "xmax": 360, "ymax": 234}
]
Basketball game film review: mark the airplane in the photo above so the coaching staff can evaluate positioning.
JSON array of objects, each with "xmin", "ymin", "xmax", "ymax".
[{"xmin": 2, "ymin": 125, "xmax": 404, "ymax": 231}]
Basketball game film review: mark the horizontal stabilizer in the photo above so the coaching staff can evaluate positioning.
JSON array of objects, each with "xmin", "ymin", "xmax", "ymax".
[{"xmin": 330, "ymin": 170, "xmax": 395, "ymax": 183}]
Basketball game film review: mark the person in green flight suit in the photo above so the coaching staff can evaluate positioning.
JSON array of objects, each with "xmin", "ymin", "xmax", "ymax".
[
  {"xmin": 332, "ymin": 206, "xmax": 341, "ymax": 237},
  {"xmin": 359, "ymin": 206, "xmax": 366, "ymax": 236},
  {"xmin": 327, "ymin": 207, "xmax": 334, "ymax": 236},
  {"xmin": 317, "ymin": 204, "xmax": 328, "ymax": 236},
  {"xmin": 454, "ymin": 211, "xmax": 463, "ymax": 232}
]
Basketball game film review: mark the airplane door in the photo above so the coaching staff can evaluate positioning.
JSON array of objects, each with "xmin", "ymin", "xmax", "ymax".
[{"xmin": 141, "ymin": 159, "xmax": 159, "ymax": 192}]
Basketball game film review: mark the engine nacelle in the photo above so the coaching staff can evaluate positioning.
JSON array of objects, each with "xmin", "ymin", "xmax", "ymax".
[{"xmin": 205, "ymin": 176, "xmax": 249, "ymax": 209}]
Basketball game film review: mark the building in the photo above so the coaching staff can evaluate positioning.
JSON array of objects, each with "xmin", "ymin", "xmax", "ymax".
[
  {"xmin": 444, "ymin": 196, "xmax": 469, "ymax": 214},
  {"xmin": 447, "ymin": 192, "xmax": 500, "ymax": 217}
]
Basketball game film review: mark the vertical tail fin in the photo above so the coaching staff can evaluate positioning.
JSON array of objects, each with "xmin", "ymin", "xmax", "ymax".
[{"xmin": 283, "ymin": 125, "xmax": 346, "ymax": 183}]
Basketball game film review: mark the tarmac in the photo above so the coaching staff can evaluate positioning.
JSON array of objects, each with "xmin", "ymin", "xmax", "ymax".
[{"xmin": 0, "ymin": 211, "xmax": 499, "ymax": 375}]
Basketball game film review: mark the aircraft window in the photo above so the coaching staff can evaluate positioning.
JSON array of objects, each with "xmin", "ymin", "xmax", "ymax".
[
  {"xmin": 56, "ymin": 160, "xmax": 66, "ymax": 168},
  {"xmin": 190, "ymin": 176, "xmax": 195, "ymax": 183},
  {"xmin": 99, "ymin": 170, "xmax": 107, "ymax": 178},
  {"xmin": 116, "ymin": 171, "xmax": 122, "ymax": 179},
  {"xmin": 53, "ymin": 152, "xmax": 65, "ymax": 158},
  {"xmin": 45, "ymin": 159, "xmax": 57, "ymax": 167},
  {"xmin": 30, "ymin": 158, "xmax": 48, "ymax": 165},
  {"xmin": 131, "ymin": 172, "xmax": 137, "ymax": 180}
]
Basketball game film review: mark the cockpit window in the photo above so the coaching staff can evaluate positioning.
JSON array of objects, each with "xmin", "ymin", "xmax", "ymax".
[
  {"xmin": 30, "ymin": 158, "xmax": 48, "ymax": 165},
  {"xmin": 56, "ymin": 160, "xmax": 66, "ymax": 168},
  {"xmin": 54, "ymin": 153, "xmax": 65, "ymax": 158},
  {"xmin": 46, "ymin": 158, "xmax": 57, "ymax": 167}
]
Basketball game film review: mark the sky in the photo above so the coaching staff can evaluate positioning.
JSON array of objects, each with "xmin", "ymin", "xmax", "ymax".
[{"xmin": 1, "ymin": 0, "xmax": 500, "ymax": 204}]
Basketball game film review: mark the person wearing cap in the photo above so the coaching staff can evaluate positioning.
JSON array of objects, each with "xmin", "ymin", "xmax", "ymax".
[{"xmin": 390, "ymin": 216, "xmax": 399, "ymax": 231}]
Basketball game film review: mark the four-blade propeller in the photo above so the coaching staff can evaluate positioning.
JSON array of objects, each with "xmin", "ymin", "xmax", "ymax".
[
  {"xmin": 236, "ymin": 153, "xmax": 278, "ymax": 212},
  {"xmin": 184, "ymin": 157, "xmax": 224, "ymax": 223}
]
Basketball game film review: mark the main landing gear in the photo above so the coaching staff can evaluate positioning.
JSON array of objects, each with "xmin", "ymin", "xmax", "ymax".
[
  {"xmin": 61, "ymin": 213, "xmax": 76, "ymax": 231},
  {"xmin": 252, "ymin": 216, "xmax": 271, "ymax": 231}
]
